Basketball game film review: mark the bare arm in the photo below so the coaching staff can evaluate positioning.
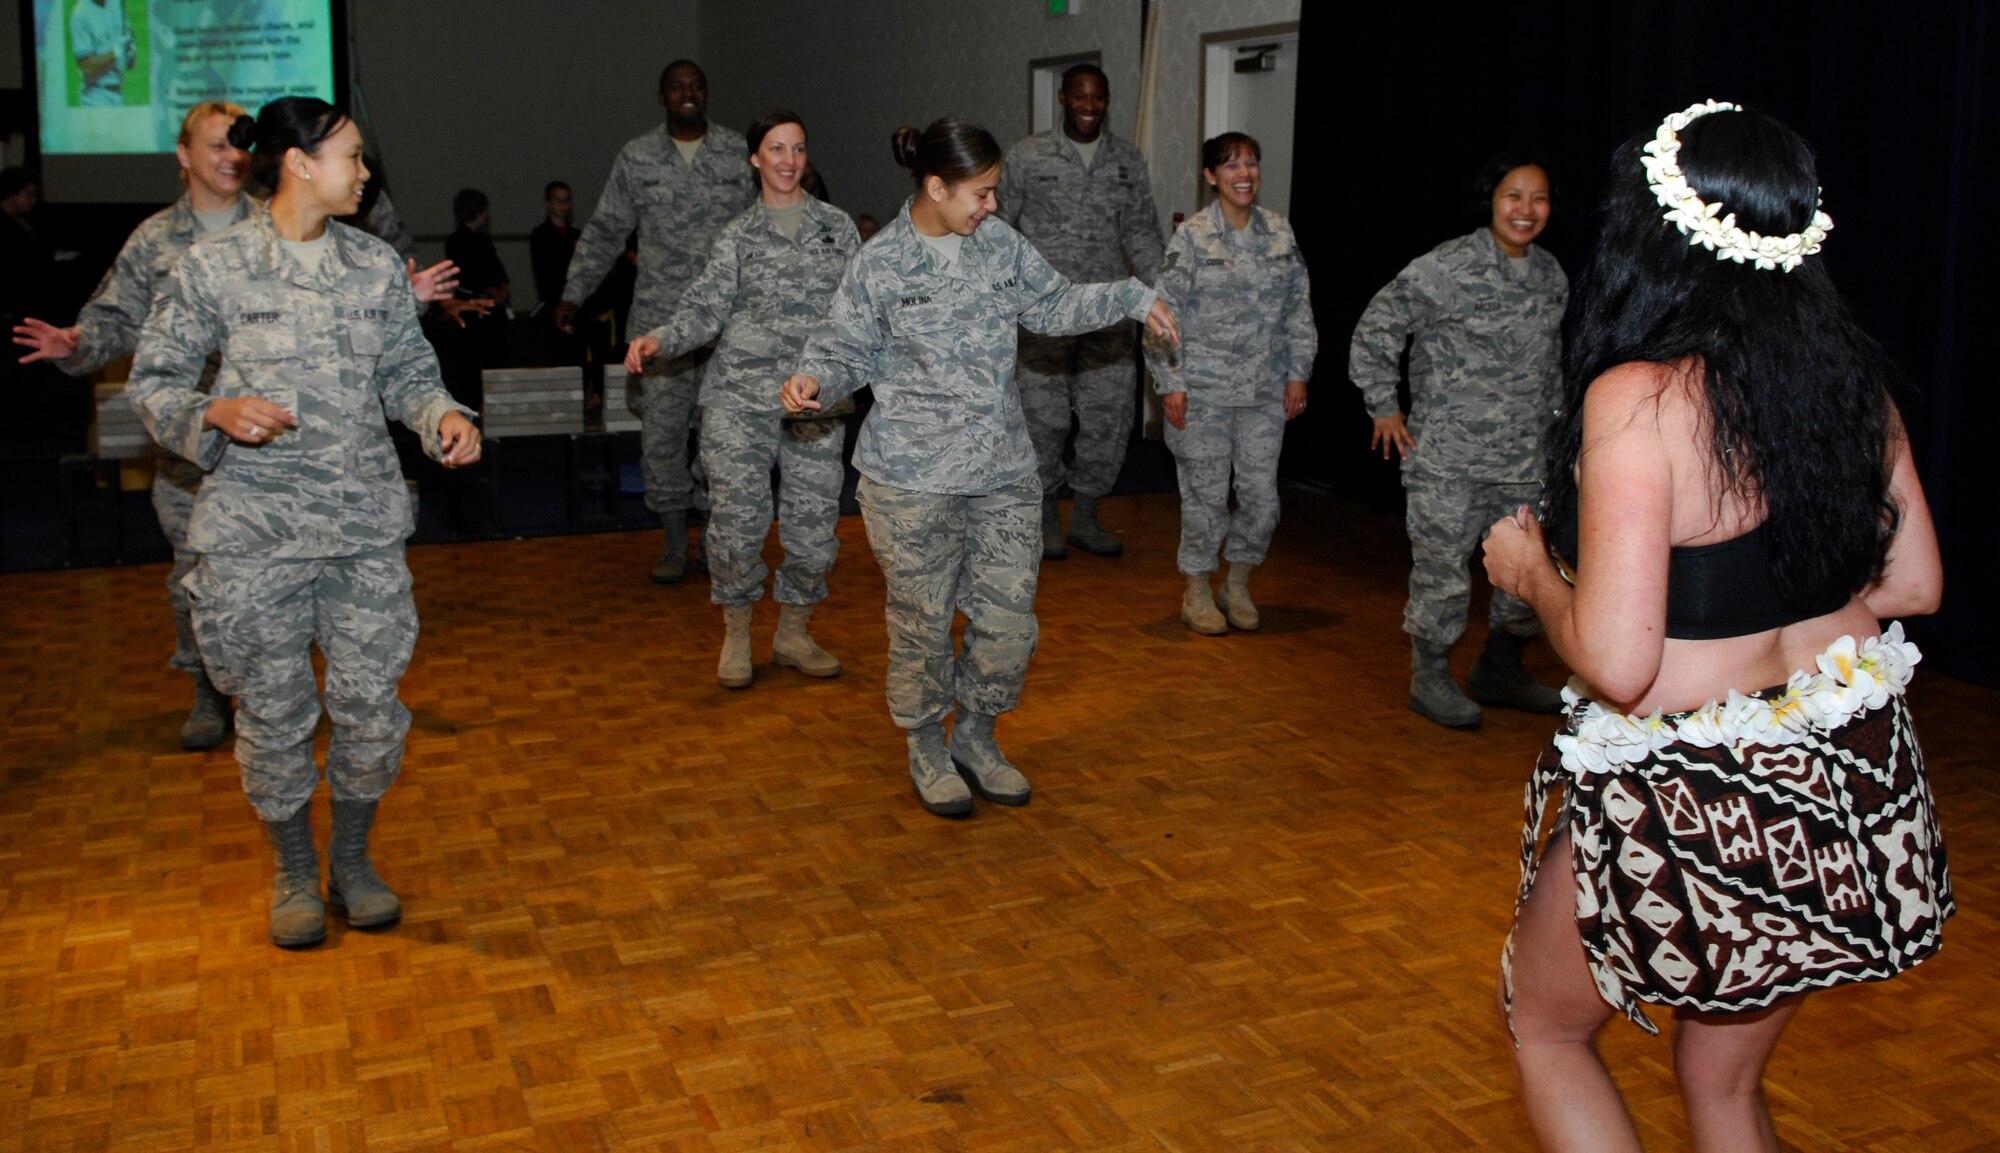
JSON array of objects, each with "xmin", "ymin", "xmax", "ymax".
[
  {"xmin": 1859, "ymin": 422, "xmax": 1942, "ymax": 619},
  {"xmin": 1485, "ymin": 364, "xmax": 1674, "ymax": 703}
]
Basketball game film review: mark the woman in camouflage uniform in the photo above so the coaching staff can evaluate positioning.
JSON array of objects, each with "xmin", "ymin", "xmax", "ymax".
[
  {"xmin": 1146, "ymin": 132, "xmax": 1318, "ymax": 636},
  {"xmin": 1349, "ymin": 151, "xmax": 1569, "ymax": 729},
  {"xmin": 626, "ymin": 111, "xmax": 860, "ymax": 690},
  {"xmin": 126, "ymin": 98, "xmax": 481, "ymax": 948},
  {"xmin": 782, "ymin": 119, "xmax": 1178, "ymax": 819}
]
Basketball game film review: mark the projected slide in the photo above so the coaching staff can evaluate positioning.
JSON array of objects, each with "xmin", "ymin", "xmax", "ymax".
[{"xmin": 32, "ymin": 0, "xmax": 337, "ymax": 155}]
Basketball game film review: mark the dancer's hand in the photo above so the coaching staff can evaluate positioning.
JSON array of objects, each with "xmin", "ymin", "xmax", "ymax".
[
  {"xmin": 781, "ymin": 374, "xmax": 822, "ymax": 415},
  {"xmin": 12, "ymin": 318, "xmax": 80, "ymax": 364},
  {"xmin": 407, "ymin": 258, "xmax": 461, "ymax": 303},
  {"xmin": 1371, "ymin": 413, "xmax": 1415, "ymax": 460},
  {"xmin": 1162, "ymin": 392, "xmax": 1188, "ymax": 431},
  {"xmin": 439, "ymin": 412, "xmax": 482, "ymax": 467},
  {"xmin": 624, "ymin": 337, "xmax": 659, "ymax": 375},
  {"xmin": 1482, "ymin": 505, "xmax": 1545, "ymax": 597},
  {"xmin": 205, "ymin": 396, "xmax": 298, "ymax": 444}
]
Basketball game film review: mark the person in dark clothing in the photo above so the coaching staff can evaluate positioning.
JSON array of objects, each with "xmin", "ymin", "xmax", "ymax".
[
  {"xmin": 530, "ymin": 181, "xmax": 583, "ymax": 364},
  {"xmin": 440, "ymin": 188, "xmax": 511, "ymax": 403}
]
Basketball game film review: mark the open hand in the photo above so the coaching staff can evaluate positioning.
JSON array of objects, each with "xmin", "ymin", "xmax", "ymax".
[
  {"xmin": 407, "ymin": 258, "xmax": 461, "ymax": 304},
  {"xmin": 12, "ymin": 318, "xmax": 80, "ymax": 364}
]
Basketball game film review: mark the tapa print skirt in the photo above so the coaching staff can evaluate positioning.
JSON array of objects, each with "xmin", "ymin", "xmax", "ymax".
[{"xmin": 1503, "ymin": 623, "xmax": 1953, "ymax": 1035}]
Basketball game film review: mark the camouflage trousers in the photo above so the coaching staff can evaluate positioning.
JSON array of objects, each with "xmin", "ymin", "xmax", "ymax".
[
  {"xmin": 152, "ymin": 457, "xmax": 205, "ymax": 675},
  {"xmin": 1402, "ymin": 469, "xmax": 1541, "ymax": 646},
  {"xmin": 1018, "ymin": 321, "xmax": 1138, "ymax": 499},
  {"xmin": 856, "ymin": 476, "xmax": 1041, "ymax": 730},
  {"xmin": 185, "ymin": 545, "xmax": 417, "ymax": 822},
  {"xmin": 622, "ymin": 346, "xmax": 711, "ymax": 515},
  {"xmin": 1164, "ymin": 398, "xmax": 1284, "ymax": 575},
  {"xmin": 700, "ymin": 408, "xmax": 848, "ymax": 608}
]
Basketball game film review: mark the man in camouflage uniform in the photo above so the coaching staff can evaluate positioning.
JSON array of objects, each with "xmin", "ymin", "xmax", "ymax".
[
  {"xmin": 786, "ymin": 196, "xmax": 1161, "ymax": 818},
  {"xmin": 1349, "ymin": 211, "xmax": 1567, "ymax": 728},
  {"xmin": 629, "ymin": 186, "xmax": 860, "ymax": 688},
  {"xmin": 126, "ymin": 203, "xmax": 479, "ymax": 945},
  {"xmin": 998, "ymin": 63, "xmax": 1165, "ymax": 559},
  {"xmin": 557, "ymin": 59, "xmax": 757, "ymax": 582}
]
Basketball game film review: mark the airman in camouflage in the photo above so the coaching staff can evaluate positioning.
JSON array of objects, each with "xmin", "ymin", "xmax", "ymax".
[
  {"xmin": 998, "ymin": 65, "xmax": 1166, "ymax": 558},
  {"xmin": 1350, "ymin": 207, "xmax": 1568, "ymax": 726},
  {"xmin": 559, "ymin": 61, "xmax": 757, "ymax": 581},
  {"xmin": 1146, "ymin": 198, "xmax": 1317, "ymax": 633},
  {"xmin": 634, "ymin": 191, "xmax": 859, "ymax": 685},
  {"xmin": 33, "ymin": 190, "xmax": 256, "ymax": 745},
  {"xmin": 788, "ymin": 196, "xmax": 1158, "ymax": 815},
  {"xmin": 125, "ymin": 205, "xmax": 477, "ymax": 828}
]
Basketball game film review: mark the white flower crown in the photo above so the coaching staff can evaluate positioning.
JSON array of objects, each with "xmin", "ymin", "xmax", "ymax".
[{"xmin": 1639, "ymin": 99, "xmax": 1834, "ymax": 273}]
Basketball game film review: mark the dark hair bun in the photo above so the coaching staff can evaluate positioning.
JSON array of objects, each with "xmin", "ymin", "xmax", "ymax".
[
  {"xmin": 890, "ymin": 126, "xmax": 921, "ymax": 170},
  {"xmin": 227, "ymin": 114, "xmax": 257, "ymax": 151}
]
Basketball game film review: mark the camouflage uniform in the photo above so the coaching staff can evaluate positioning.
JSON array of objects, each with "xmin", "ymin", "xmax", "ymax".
[
  {"xmin": 998, "ymin": 130, "xmax": 1165, "ymax": 502},
  {"xmin": 563, "ymin": 124, "xmax": 757, "ymax": 515},
  {"xmin": 354, "ymin": 189, "xmax": 418, "ymax": 263},
  {"xmin": 642, "ymin": 196, "xmax": 860, "ymax": 607},
  {"xmin": 1147, "ymin": 202, "xmax": 1317, "ymax": 574},
  {"xmin": 1348, "ymin": 227, "xmax": 1566, "ymax": 644},
  {"xmin": 126, "ymin": 207, "xmax": 475, "ymax": 821},
  {"xmin": 796, "ymin": 200, "xmax": 1155, "ymax": 728},
  {"xmin": 54, "ymin": 191, "xmax": 255, "ymax": 675}
]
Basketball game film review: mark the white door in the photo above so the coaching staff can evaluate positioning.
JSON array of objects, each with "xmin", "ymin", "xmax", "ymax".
[{"xmin": 1202, "ymin": 31, "xmax": 1300, "ymax": 217}]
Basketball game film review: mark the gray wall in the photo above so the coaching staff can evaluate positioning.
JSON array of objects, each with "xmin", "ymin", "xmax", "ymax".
[
  {"xmin": 701, "ymin": 0, "xmax": 1144, "ymax": 230},
  {"xmin": 351, "ymin": 0, "xmax": 701, "ymax": 294}
]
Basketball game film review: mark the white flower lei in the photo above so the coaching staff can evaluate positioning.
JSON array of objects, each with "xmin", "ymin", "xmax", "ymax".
[
  {"xmin": 1639, "ymin": 99, "xmax": 1834, "ymax": 273},
  {"xmin": 1552, "ymin": 622, "xmax": 1921, "ymax": 778}
]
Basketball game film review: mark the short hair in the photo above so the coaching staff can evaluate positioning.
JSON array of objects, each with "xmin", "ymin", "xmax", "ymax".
[
  {"xmin": 1471, "ymin": 149, "xmax": 1557, "ymax": 226},
  {"xmin": 1061, "ymin": 62, "xmax": 1108, "ymax": 94},
  {"xmin": 890, "ymin": 118, "xmax": 1003, "ymax": 190},
  {"xmin": 452, "ymin": 188, "xmax": 490, "ymax": 226},
  {"xmin": 1201, "ymin": 132, "xmax": 1260, "ymax": 171},
  {"xmin": 544, "ymin": 180, "xmax": 570, "ymax": 199},
  {"xmin": 745, "ymin": 110, "xmax": 805, "ymax": 154},
  {"xmin": 177, "ymin": 101, "xmax": 248, "ymax": 188},
  {"xmin": 658, "ymin": 59, "xmax": 705, "ymax": 92}
]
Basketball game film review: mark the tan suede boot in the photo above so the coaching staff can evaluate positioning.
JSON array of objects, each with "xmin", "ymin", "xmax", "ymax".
[
  {"xmin": 772, "ymin": 604, "xmax": 841, "ymax": 678},
  {"xmin": 718, "ymin": 604, "xmax": 753, "ymax": 689},
  {"xmin": 1180, "ymin": 573, "xmax": 1227, "ymax": 636},
  {"xmin": 1220, "ymin": 562, "xmax": 1260, "ymax": 631}
]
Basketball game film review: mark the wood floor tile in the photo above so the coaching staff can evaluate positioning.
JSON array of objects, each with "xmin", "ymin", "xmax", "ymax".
[{"xmin": 2, "ymin": 488, "xmax": 1994, "ymax": 1150}]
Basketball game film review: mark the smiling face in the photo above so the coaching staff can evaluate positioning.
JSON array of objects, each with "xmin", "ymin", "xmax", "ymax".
[
  {"xmin": 750, "ymin": 122, "xmax": 807, "ymax": 200},
  {"xmin": 1489, "ymin": 164, "xmax": 1551, "ymax": 256},
  {"xmin": 659, "ymin": 64, "xmax": 708, "ymax": 130},
  {"xmin": 288, "ymin": 118, "xmax": 368, "ymax": 216},
  {"xmin": 178, "ymin": 111, "xmax": 248, "ymax": 201},
  {"xmin": 1058, "ymin": 71, "xmax": 1108, "ymax": 144},
  {"xmin": 1203, "ymin": 141, "xmax": 1262, "ymax": 215},
  {"xmin": 924, "ymin": 162, "xmax": 1002, "ymax": 237}
]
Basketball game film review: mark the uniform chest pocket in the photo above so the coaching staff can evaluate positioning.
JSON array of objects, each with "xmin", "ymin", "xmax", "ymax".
[
  {"xmin": 224, "ymin": 309, "xmax": 300, "ymax": 363},
  {"xmin": 336, "ymin": 303, "xmax": 397, "ymax": 357},
  {"xmin": 887, "ymin": 300, "xmax": 958, "ymax": 337}
]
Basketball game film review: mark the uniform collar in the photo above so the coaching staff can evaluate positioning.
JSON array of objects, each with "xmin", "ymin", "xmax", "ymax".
[
  {"xmin": 245, "ymin": 203, "xmax": 368, "ymax": 287},
  {"xmin": 1473, "ymin": 225, "xmax": 1542, "ymax": 273},
  {"xmin": 1051, "ymin": 128, "xmax": 1116, "ymax": 167},
  {"xmin": 165, "ymin": 190, "xmax": 254, "ymax": 243},
  {"xmin": 1203, "ymin": 199, "xmax": 1270, "ymax": 239},
  {"xmin": 754, "ymin": 193, "xmax": 841, "ymax": 242},
  {"xmin": 659, "ymin": 123, "xmax": 718, "ymax": 165}
]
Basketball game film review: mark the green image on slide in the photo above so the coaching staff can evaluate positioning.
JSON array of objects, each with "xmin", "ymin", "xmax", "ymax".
[{"xmin": 65, "ymin": 0, "xmax": 150, "ymax": 108}]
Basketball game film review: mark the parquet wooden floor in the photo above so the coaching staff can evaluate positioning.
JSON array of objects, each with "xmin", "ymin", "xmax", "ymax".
[{"xmin": 2, "ymin": 488, "xmax": 1994, "ymax": 1152}]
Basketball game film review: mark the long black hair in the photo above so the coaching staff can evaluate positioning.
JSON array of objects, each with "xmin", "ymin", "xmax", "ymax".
[{"xmin": 1546, "ymin": 106, "xmax": 1903, "ymax": 608}]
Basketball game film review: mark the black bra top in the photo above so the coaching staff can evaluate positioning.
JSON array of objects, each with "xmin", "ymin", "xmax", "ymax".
[{"xmin": 1549, "ymin": 520, "xmax": 1849, "ymax": 640}]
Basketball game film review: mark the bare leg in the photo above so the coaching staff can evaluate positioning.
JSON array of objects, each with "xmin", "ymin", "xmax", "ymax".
[
  {"xmin": 1504, "ymin": 832, "xmax": 1643, "ymax": 1152},
  {"xmin": 1673, "ymin": 997, "xmax": 1802, "ymax": 1153}
]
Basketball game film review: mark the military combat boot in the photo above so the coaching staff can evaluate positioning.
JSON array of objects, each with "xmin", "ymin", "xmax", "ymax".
[
  {"xmin": 652, "ymin": 511, "xmax": 691, "ymax": 583},
  {"xmin": 1220, "ymin": 562, "xmax": 1260, "ymax": 631},
  {"xmin": 908, "ymin": 722, "xmax": 973, "ymax": 817},
  {"xmin": 180, "ymin": 668, "xmax": 233, "ymax": 750},
  {"xmin": 1410, "ymin": 638, "xmax": 1482, "ymax": 729},
  {"xmin": 1467, "ymin": 629, "xmax": 1566, "ymax": 714},
  {"xmin": 949, "ymin": 708, "xmax": 1031, "ymax": 805},
  {"xmin": 263, "ymin": 803, "xmax": 326, "ymax": 948},
  {"xmin": 327, "ymin": 799, "xmax": 400, "ymax": 929},
  {"xmin": 1041, "ymin": 496, "xmax": 1067, "ymax": 560},
  {"xmin": 772, "ymin": 604, "xmax": 841, "ymax": 678},
  {"xmin": 1066, "ymin": 494, "xmax": 1124, "ymax": 557},
  {"xmin": 1180, "ymin": 573, "xmax": 1227, "ymax": 636},
  {"xmin": 718, "ymin": 604, "xmax": 754, "ymax": 689}
]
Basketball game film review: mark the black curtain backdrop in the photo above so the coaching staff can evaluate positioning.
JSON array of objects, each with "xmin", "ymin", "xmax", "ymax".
[{"xmin": 1284, "ymin": 0, "xmax": 1998, "ymax": 687}]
